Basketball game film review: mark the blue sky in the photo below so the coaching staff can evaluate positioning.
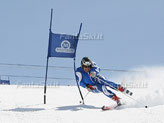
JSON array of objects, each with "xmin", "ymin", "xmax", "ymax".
[{"xmin": 0, "ymin": 0, "xmax": 164, "ymax": 85}]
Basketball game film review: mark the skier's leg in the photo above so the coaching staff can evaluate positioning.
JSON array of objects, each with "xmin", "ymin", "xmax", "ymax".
[
  {"xmin": 103, "ymin": 80, "xmax": 133, "ymax": 95},
  {"xmin": 97, "ymin": 84, "xmax": 121, "ymax": 105},
  {"xmin": 90, "ymin": 85, "xmax": 101, "ymax": 93},
  {"xmin": 96, "ymin": 75, "xmax": 118, "ymax": 89},
  {"xmin": 99, "ymin": 78, "xmax": 119, "ymax": 90},
  {"xmin": 97, "ymin": 76, "xmax": 133, "ymax": 96}
]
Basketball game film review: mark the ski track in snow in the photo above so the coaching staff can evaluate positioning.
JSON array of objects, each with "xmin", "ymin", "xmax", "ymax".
[{"xmin": 0, "ymin": 66, "xmax": 164, "ymax": 123}]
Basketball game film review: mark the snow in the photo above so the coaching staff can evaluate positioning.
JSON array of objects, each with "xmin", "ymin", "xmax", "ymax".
[{"xmin": 0, "ymin": 66, "xmax": 164, "ymax": 123}]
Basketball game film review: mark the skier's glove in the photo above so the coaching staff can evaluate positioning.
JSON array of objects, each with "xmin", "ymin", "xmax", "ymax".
[
  {"xmin": 86, "ymin": 84, "xmax": 95, "ymax": 92},
  {"xmin": 89, "ymin": 71, "xmax": 97, "ymax": 78}
]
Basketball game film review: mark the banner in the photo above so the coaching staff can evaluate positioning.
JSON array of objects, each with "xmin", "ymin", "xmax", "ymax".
[{"xmin": 48, "ymin": 32, "xmax": 78, "ymax": 58}]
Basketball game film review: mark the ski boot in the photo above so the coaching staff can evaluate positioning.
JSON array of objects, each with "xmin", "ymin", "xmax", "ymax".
[{"xmin": 112, "ymin": 95, "xmax": 122, "ymax": 106}]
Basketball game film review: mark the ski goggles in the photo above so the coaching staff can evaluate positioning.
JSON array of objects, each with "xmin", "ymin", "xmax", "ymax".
[
  {"xmin": 83, "ymin": 61, "xmax": 92, "ymax": 66},
  {"xmin": 83, "ymin": 66, "xmax": 91, "ymax": 68}
]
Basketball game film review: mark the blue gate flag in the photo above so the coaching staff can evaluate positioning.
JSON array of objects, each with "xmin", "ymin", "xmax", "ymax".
[{"xmin": 48, "ymin": 32, "xmax": 78, "ymax": 58}]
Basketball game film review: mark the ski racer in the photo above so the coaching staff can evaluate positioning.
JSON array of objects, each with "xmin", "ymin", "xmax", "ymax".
[{"xmin": 75, "ymin": 57, "xmax": 133, "ymax": 106}]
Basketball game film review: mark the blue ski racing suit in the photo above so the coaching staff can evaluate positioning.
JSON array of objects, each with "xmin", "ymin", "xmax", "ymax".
[{"xmin": 75, "ymin": 63, "xmax": 120, "ymax": 99}]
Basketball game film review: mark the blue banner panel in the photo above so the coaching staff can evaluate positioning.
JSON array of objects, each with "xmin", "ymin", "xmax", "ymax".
[
  {"xmin": 48, "ymin": 33, "xmax": 78, "ymax": 58},
  {"xmin": 0, "ymin": 80, "xmax": 10, "ymax": 85}
]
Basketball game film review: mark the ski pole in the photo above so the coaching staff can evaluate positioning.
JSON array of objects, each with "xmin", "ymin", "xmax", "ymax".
[
  {"xmin": 95, "ymin": 77, "xmax": 148, "ymax": 108},
  {"xmin": 122, "ymin": 93, "xmax": 148, "ymax": 108},
  {"xmin": 80, "ymin": 91, "xmax": 90, "ymax": 104}
]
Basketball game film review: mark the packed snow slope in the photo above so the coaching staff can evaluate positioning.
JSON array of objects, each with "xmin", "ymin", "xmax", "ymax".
[{"xmin": 0, "ymin": 66, "xmax": 164, "ymax": 123}]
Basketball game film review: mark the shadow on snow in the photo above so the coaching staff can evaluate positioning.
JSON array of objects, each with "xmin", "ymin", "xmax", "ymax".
[
  {"xmin": 3, "ymin": 104, "xmax": 45, "ymax": 112},
  {"xmin": 56, "ymin": 104, "xmax": 101, "ymax": 111},
  {"xmin": 3, "ymin": 107, "xmax": 45, "ymax": 112}
]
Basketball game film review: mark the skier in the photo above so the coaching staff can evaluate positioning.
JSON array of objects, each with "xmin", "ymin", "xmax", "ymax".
[{"xmin": 75, "ymin": 57, "xmax": 132, "ymax": 106}]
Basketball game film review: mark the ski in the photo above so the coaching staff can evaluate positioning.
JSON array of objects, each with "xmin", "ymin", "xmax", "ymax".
[
  {"xmin": 101, "ymin": 103, "xmax": 125, "ymax": 111},
  {"xmin": 101, "ymin": 105, "xmax": 118, "ymax": 111}
]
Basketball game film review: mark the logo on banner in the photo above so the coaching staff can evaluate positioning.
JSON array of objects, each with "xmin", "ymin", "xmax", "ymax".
[{"xmin": 55, "ymin": 40, "xmax": 75, "ymax": 53}]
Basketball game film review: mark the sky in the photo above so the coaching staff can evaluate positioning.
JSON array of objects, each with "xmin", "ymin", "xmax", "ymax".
[{"xmin": 0, "ymin": 0, "xmax": 164, "ymax": 85}]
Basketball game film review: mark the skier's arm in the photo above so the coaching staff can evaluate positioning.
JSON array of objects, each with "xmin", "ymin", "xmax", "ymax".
[
  {"xmin": 90, "ymin": 62, "xmax": 101, "ymax": 77},
  {"xmin": 75, "ymin": 72, "xmax": 86, "ymax": 88}
]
